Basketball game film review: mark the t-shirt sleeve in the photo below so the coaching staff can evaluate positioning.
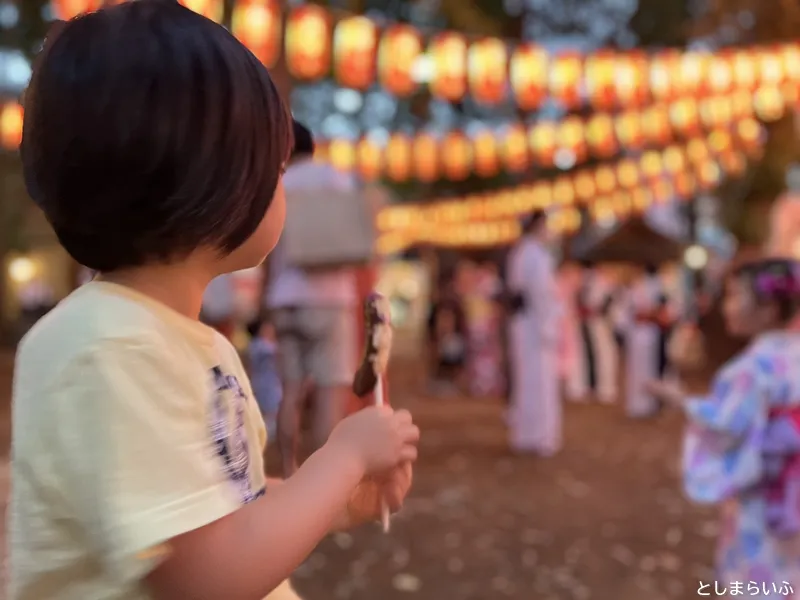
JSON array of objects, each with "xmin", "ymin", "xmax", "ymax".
[{"xmin": 51, "ymin": 336, "xmax": 240, "ymax": 586}]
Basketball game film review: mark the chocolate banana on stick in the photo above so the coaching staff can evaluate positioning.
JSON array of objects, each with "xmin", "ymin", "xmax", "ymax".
[
  {"xmin": 351, "ymin": 292, "xmax": 394, "ymax": 532},
  {"xmin": 353, "ymin": 292, "xmax": 393, "ymax": 398}
]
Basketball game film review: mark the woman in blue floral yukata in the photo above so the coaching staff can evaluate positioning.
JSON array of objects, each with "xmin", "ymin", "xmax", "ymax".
[{"xmin": 649, "ymin": 258, "xmax": 800, "ymax": 597}]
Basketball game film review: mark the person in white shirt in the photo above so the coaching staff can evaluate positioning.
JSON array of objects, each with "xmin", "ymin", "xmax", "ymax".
[{"xmin": 264, "ymin": 123, "xmax": 358, "ymax": 476}]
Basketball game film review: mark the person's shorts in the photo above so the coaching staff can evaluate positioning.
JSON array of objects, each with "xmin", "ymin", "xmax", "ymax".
[{"xmin": 272, "ymin": 306, "xmax": 356, "ymax": 387}]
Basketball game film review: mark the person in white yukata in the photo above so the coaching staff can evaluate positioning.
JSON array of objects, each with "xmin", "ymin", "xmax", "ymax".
[
  {"xmin": 624, "ymin": 264, "xmax": 673, "ymax": 418},
  {"xmin": 568, "ymin": 261, "xmax": 619, "ymax": 404},
  {"xmin": 506, "ymin": 210, "xmax": 562, "ymax": 456}
]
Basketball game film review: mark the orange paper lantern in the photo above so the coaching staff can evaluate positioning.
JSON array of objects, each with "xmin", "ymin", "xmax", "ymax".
[
  {"xmin": 640, "ymin": 150, "xmax": 663, "ymax": 181},
  {"xmin": 616, "ymin": 158, "xmax": 641, "ymax": 189},
  {"xmin": 51, "ymin": 0, "xmax": 101, "ymax": 19},
  {"xmin": 679, "ymin": 52, "xmax": 711, "ymax": 96},
  {"xmin": 473, "ymin": 130, "xmax": 499, "ymax": 178},
  {"xmin": 529, "ymin": 121, "xmax": 557, "ymax": 166},
  {"xmin": 378, "ymin": 25, "xmax": 422, "ymax": 97},
  {"xmin": 468, "ymin": 38, "xmax": 508, "ymax": 105},
  {"xmin": 510, "ymin": 45, "xmax": 548, "ymax": 111},
  {"xmin": 585, "ymin": 51, "xmax": 617, "ymax": 110},
  {"xmin": 442, "ymin": 132, "xmax": 472, "ymax": 181},
  {"xmin": 328, "ymin": 139, "xmax": 356, "ymax": 172},
  {"xmin": 501, "ymin": 125, "xmax": 528, "ymax": 173},
  {"xmin": 232, "ymin": 0, "xmax": 282, "ymax": 67},
  {"xmin": 641, "ymin": 104, "xmax": 672, "ymax": 147},
  {"xmin": 586, "ymin": 113, "xmax": 618, "ymax": 158},
  {"xmin": 179, "ymin": 0, "xmax": 223, "ymax": 22},
  {"xmin": 412, "ymin": 134, "xmax": 439, "ymax": 182},
  {"xmin": 286, "ymin": 5, "xmax": 332, "ymax": 80},
  {"xmin": 557, "ymin": 117, "xmax": 587, "ymax": 163},
  {"xmin": 334, "ymin": 16, "xmax": 378, "ymax": 90},
  {"xmin": 429, "ymin": 33, "xmax": 468, "ymax": 102},
  {"xmin": 649, "ymin": 51, "xmax": 680, "ymax": 102},
  {"xmin": 615, "ymin": 111, "xmax": 644, "ymax": 149},
  {"xmin": 615, "ymin": 51, "xmax": 649, "ymax": 107},
  {"xmin": 573, "ymin": 171, "xmax": 597, "ymax": 202},
  {"xmin": 549, "ymin": 53, "xmax": 583, "ymax": 109},
  {"xmin": 0, "ymin": 103, "xmax": 23, "ymax": 150},
  {"xmin": 708, "ymin": 52, "xmax": 734, "ymax": 96},
  {"xmin": 595, "ymin": 165, "xmax": 617, "ymax": 195},
  {"xmin": 733, "ymin": 50, "xmax": 758, "ymax": 91},
  {"xmin": 758, "ymin": 47, "xmax": 785, "ymax": 88},
  {"xmin": 356, "ymin": 138, "xmax": 382, "ymax": 181},
  {"xmin": 781, "ymin": 43, "xmax": 800, "ymax": 84},
  {"xmin": 385, "ymin": 134, "xmax": 412, "ymax": 182},
  {"xmin": 670, "ymin": 98, "xmax": 701, "ymax": 136}
]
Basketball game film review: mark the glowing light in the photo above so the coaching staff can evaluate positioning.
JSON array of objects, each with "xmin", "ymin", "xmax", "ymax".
[
  {"xmin": 8, "ymin": 257, "xmax": 36, "ymax": 284},
  {"xmin": 684, "ymin": 245, "xmax": 708, "ymax": 270}
]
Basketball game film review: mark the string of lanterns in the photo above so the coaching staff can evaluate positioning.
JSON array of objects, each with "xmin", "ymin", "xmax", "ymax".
[
  {"xmin": 373, "ymin": 120, "xmax": 763, "ymax": 254},
  {"xmin": 315, "ymin": 90, "xmax": 782, "ymax": 183},
  {"xmin": 49, "ymin": 0, "xmax": 800, "ymax": 111}
]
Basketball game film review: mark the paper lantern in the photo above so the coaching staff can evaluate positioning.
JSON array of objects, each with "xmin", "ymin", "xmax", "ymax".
[
  {"xmin": 412, "ymin": 134, "xmax": 439, "ymax": 182},
  {"xmin": 754, "ymin": 86, "xmax": 785, "ymax": 122},
  {"xmin": 641, "ymin": 104, "xmax": 672, "ymax": 147},
  {"xmin": 334, "ymin": 16, "xmax": 378, "ymax": 90},
  {"xmin": 549, "ymin": 52, "xmax": 583, "ymax": 109},
  {"xmin": 0, "ymin": 103, "xmax": 23, "ymax": 150},
  {"xmin": 670, "ymin": 98, "xmax": 700, "ymax": 136},
  {"xmin": 615, "ymin": 111, "xmax": 644, "ymax": 148},
  {"xmin": 573, "ymin": 171, "xmax": 597, "ymax": 201},
  {"xmin": 585, "ymin": 51, "xmax": 617, "ymax": 110},
  {"xmin": 687, "ymin": 137, "xmax": 711, "ymax": 164},
  {"xmin": 385, "ymin": 134, "xmax": 412, "ymax": 182},
  {"xmin": 679, "ymin": 52, "xmax": 710, "ymax": 96},
  {"xmin": 662, "ymin": 145, "xmax": 686, "ymax": 175},
  {"xmin": 510, "ymin": 44, "xmax": 548, "ymax": 111},
  {"xmin": 653, "ymin": 179, "xmax": 674, "ymax": 204},
  {"xmin": 557, "ymin": 117, "xmax": 587, "ymax": 163},
  {"xmin": 675, "ymin": 172, "xmax": 697, "ymax": 198},
  {"xmin": 356, "ymin": 138, "xmax": 382, "ymax": 181},
  {"xmin": 641, "ymin": 150, "xmax": 663, "ymax": 181},
  {"xmin": 758, "ymin": 47, "xmax": 785, "ymax": 88},
  {"xmin": 179, "ymin": 0, "xmax": 223, "ymax": 22},
  {"xmin": 709, "ymin": 130, "xmax": 732, "ymax": 154},
  {"xmin": 733, "ymin": 50, "xmax": 758, "ymax": 91},
  {"xmin": 473, "ymin": 129, "xmax": 499, "ymax": 178},
  {"xmin": 286, "ymin": 5, "xmax": 332, "ymax": 80},
  {"xmin": 468, "ymin": 38, "xmax": 508, "ymax": 105},
  {"xmin": 595, "ymin": 165, "xmax": 617, "ymax": 195},
  {"xmin": 429, "ymin": 33, "xmax": 468, "ymax": 102},
  {"xmin": 700, "ymin": 95, "xmax": 733, "ymax": 128},
  {"xmin": 616, "ymin": 158, "xmax": 641, "ymax": 189},
  {"xmin": 501, "ymin": 125, "xmax": 528, "ymax": 173},
  {"xmin": 378, "ymin": 25, "xmax": 422, "ymax": 97},
  {"xmin": 731, "ymin": 90, "xmax": 755, "ymax": 120},
  {"xmin": 781, "ymin": 44, "xmax": 800, "ymax": 84},
  {"xmin": 232, "ymin": 0, "xmax": 282, "ymax": 67},
  {"xmin": 442, "ymin": 132, "xmax": 472, "ymax": 181},
  {"xmin": 586, "ymin": 113, "xmax": 618, "ymax": 158},
  {"xmin": 697, "ymin": 160, "xmax": 721, "ymax": 190},
  {"xmin": 328, "ymin": 139, "xmax": 356, "ymax": 172},
  {"xmin": 719, "ymin": 151, "xmax": 746, "ymax": 178},
  {"xmin": 552, "ymin": 177, "xmax": 575, "ymax": 206},
  {"xmin": 529, "ymin": 121, "xmax": 557, "ymax": 166},
  {"xmin": 631, "ymin": 188, "xmax": 654, "ymax": 212},
  {"xmin": 708, "ymin": 52, "xmax": 734, "ymax": 96},
  {"xmin": 649, "ymin": 51, "xmax": 680, "ymax": 102},
  {"xmin": 51, "ymin": 0, "xmax": 101, "ymax": 19},
  {"xmin": 615, "ymin": 51, "xmax": 649, "ymax": 107}
]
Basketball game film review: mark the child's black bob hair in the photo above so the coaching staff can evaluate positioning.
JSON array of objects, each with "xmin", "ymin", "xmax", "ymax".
[
  {"xmin": 21, "ymin": 0, "xmax": 293, "ymax": 272},
  {"xmin": 728, "ymin": 257, "xmax": 800, "ymax": 322}
]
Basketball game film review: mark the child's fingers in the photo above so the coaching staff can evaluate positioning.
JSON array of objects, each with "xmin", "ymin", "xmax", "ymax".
[
  {"xmin": 400, "ymin": 444, "xmax": 418, "ymax": 463},
  {"xmin": 393, "ymin": 409, "xmax": 413, "ymax": 425},
  {"xmin": 400, "ymin": 424, "xmax": 420, "ymax": 443}
]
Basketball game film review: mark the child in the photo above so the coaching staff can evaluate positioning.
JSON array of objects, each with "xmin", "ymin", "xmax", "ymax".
[
  {"xmin": 247, "ymin": 316, "xmax": 282, "ymax": 439},
  {"xmin": 9, "ymin": 4, "xmax": 420, "ymax": 599},
  {"xmin": 648, "ymin": 258, "xmax": 800, "ymax": 592}
]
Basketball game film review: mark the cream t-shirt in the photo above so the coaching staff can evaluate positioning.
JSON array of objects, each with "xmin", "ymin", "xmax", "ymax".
[{"xmin": 8, "ymin": 281, "xmax": 299, "ymax": 600}]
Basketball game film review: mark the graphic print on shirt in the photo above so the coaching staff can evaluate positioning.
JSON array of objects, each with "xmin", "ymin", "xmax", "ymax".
[{"xmin": 209, "ymin": 366, "xmax": 265, "ymax": 504}]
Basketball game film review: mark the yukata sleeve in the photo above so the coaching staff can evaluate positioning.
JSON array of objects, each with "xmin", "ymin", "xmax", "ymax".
[{"xmin": 681, "ymin": 356, "xmax": 766, "ymax": 504}]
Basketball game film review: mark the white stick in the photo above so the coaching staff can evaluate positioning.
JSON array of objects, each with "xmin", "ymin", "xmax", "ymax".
[{"xmin": 373, "ymin": 377, "xmax": 391, "ymax": 533}]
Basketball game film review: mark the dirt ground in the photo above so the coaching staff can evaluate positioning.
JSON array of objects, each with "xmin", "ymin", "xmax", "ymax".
[{"xmin": 0, "ymin": 349, "xmax": 720, "ymax": 600}]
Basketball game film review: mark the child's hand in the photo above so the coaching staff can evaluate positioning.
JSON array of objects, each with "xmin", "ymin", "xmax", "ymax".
[
  {"xmin": 645, "ymin": 380, "xmax": 686, "ymax": 405},
  {"xmin": 339, "ymin": 462, "xmax": 413, "ymax": 529},
  {"xmin": 327, "ymin": 406, "xmax": 419, "ymax": 476}
]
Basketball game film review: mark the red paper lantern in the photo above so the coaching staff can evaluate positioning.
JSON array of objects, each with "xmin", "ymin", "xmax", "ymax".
[
  {"xmin": 0, "ymin": 103, "xmax": 23, "ymax": 150},
  {"xmin": 549, "ymin": 52, "xmax": 583, "ymax": 109},
  {"xmin": 733, "ymin": 50, "xmax": 758, "ymax": 91},
  {"xmin": 529, "ymin": 121, "xmax": 557, "ymax": 166},
  {"xmin": 51, "ymin": 0, "xmax": 101, "ymax": 19},
  {"xmin": 679, "ymin": 52, "xmax": 710, "ymax": 97},
  {"xmin": 378, "ymin": 25, "xmax": 422, "ymax": 97},
  {"xmin": 412, "ymin": 134, "xmax": 439, "ymax": 182},
  {"xmin": 758, "ymin": 46, "xmax": 785, "ymax": 88},
  {"xmin": 286, "ymin": 5, "xmax": 332, "ymax": 80},
  {"xmin": 586, "ymin": 113, "xmax": 618, "ymax": 158},
  {"xmin": 649, "ymin": 51, "xmax": 681, "ymax": 102},
  {"xmin": 585, "ymin": 51, "xmax": 617, "ymax": 110},
  {"xmin": 557, "ymin": 117, "xmax": 587, "ymax": 163},
  {"xmin": 429, "ymin": 33, "xmax": 468, "ymax": 102},
  {"xmin": 179, "ymin": 0, "xmax": 223, "ymax": 22},
  {"xmin": 708, "ymin": 52, "xmax": 734, "ymax": 96},
  {"xmin": 781, "ymin": 43, "xmax": 800, "ymax": 85},
  {"xmin": 510, "ymin": 44, "xmax": 548, "ymax": 111},
  {"xmin": 334, "ymin": 16, "xmax": 378, "ymax": 90},
  {"xmin": 501, "ymin": 125, "xmax": 528, "ymax": 173},
  {"xmin": 442, "ymin": 132, "xmax": 472, "ymax": 181},
  {"xmin": 468, "ymin": 38, "xmax": 508, "ymax": 105},
  {"xmin": 670, "ymin": 98, "xmax": 701, "ymax": 136},
  {"xmin": 232, "ymin": 0, "xmax": 282, "ymax": 67},
  {"xmin": 473, "ymin": 129, "xmax": 499, "ymax": 178},
  {"xmin": 385, "ymin": 134, "xmax": 412, "ymax": 182}
]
